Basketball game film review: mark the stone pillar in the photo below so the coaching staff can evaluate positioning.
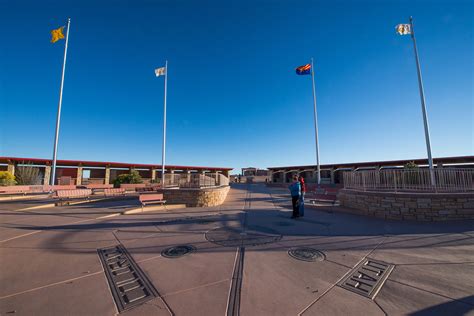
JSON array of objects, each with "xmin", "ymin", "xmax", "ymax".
[
  {"xmin": 76, "ymin": 165, "xmax": 83, "ymax": 186},
  {"xmin": 44, "ymin": 165, "xmax": 51, "ymax": 185},
  {"xmin": 330, "ymin": 169, "xmax": 335, "ymax": 184},
  {"xmin": 151, "ymin": 169, "xmax": 157, "ymax": 181},
  {"xmin": 185, "ymin": 170, "xmax": 191, "ymax": 181},
  {"xmin": 7, "ymin": 162, "xmax": 15, "ymax": 176},
  {"xmin": 105, "ymin": 166, "xmax": 111, "ymax": 184}
]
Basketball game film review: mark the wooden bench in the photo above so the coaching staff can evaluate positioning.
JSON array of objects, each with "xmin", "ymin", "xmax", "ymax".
[
  {"xmin": 139, "ymin": 193, "xmax": 166, "ymax": 207},
  {"xmin": 85, "ymin": 184, "xmax": 113, "ymax": 189},
  {"xmin": 44, "ymin": 185, "xmax": 77, "ymax": 192},
  {"xmin": 54, "ymin": 189, "xmax": 92, "ymax": 205},
  {"xmin": 306, "ymin": 193, "xmax": 338, "ymax": 204},
  {"xmin": 104, "ymin": 188, "xmax": 126, "ymax": 197},
  {"xmin": 120, "ymin": 183, "xmax": 147, "ymax": 192},
  {"xmin": 0, "ymin": 185, "xmax": 32, "ymax": 195},
  {"xmin": 136, "ymin": 187, "xmax": 159, "ymax": 193}
]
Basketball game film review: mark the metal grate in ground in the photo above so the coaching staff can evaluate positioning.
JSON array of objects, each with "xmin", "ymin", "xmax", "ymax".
[
  {"xmin": 97, "ymin": 244, "xmax": 159, "ymax": 313},
  {"xmin": 338, "ymin": 258, "xmax": 394, "ymax": 299}
]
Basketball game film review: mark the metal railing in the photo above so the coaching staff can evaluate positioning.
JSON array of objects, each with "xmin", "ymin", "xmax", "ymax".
[
  {"xmin": 343, "ymin": 168, "xmax": 474, "ymax": 192},
  {"xmin": 162, "ymin": 173, "xmax": 229, "ymax": 188}
]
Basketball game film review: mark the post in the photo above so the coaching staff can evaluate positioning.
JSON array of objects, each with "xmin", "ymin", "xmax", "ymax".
[
  {"xmin": 409, "ymin": 17, "xmax": 435, "ymax": 187},
  {"xmin": 76, "ymin": 165, "xmax": 82, "ymax": 185},
  {"xmin": 7, "ymin": 162, "xmax": 15, "ymax": 176},
  {"xmin": 161, "ymin": 60, "xmax": 168, "ymax": 188},
  {"xmin": 310, "ymin": 58, "xmax": 321, "ymax": 185},
  {"xmin": 44, "ymin": 165, "xmax": 51, "ymax": 185},
  {"xmin": 104, "ymin": 166, "xmax": 111, "ymax": 184},
  {"xmin": 51, "ymin": 18, "xmax": 71, "ymax": 186}
]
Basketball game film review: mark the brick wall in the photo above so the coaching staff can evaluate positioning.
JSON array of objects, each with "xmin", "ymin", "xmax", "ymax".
[
  {"xmin": 338, "ymin": 189, "xmax": 474, "ymax": 221},
  {"xmin": 161, "ymin": 186, "xmax": 230, "ymax": 207}
]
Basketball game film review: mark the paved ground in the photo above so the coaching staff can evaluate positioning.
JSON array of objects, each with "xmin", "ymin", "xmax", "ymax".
[{"xmin": 0, "ymin": 184, "xmax": 473, "ymax": 315}]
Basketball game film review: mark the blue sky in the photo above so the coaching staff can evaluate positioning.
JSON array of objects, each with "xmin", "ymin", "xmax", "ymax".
[{"xmin": 0, "ymin": 0, "xmax": 472, "ymax": 173}]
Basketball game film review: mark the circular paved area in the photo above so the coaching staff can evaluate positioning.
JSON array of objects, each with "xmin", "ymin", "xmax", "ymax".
[{"xmin": 0, "ymin": 183, "xmax": 473, "ymax": 315}]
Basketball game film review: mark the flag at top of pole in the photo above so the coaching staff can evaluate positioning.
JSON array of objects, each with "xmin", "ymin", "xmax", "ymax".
[
  {"xmin": 395, "ymin": 24, "xmax": 411, "ymax": 35},
  {"xmin": 155, "ymin": 66, "xmax": 166, "ymax": 77},
  {"xmin": 51, "ymin": 26, "xmax": 65, "ymax": 43},
  {"xmin": 296, "ymin": 64, "xmax": 311, "ymax": 75}
]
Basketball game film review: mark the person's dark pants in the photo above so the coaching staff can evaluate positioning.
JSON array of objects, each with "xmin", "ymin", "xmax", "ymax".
[{"xmin": 291, "ymin": 196, "xmax": 300, "ymax": 217}]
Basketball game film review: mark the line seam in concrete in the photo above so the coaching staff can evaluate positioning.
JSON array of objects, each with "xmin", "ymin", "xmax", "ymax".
[
  {"xmin": 373, "ymin": 299, "xmax": 389, "ymax": 316},
  {"xmin": 0, "ymin": 271, "xmax": 103, "ymax": 300},
  {"xmin": 161, "ymin": 278, "xmax": 231, "ymax": 298}
]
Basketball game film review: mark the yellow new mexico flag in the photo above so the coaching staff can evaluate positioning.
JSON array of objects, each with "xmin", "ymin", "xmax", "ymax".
[{"xmin": 51, "ymin": 26, "xmax": 65, "ymax": 43}]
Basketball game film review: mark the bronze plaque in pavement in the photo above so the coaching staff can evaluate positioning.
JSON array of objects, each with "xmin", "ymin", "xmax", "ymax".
[{"xmin": 338, "ymin": 258, "xmax": 394, "ymax": 299}]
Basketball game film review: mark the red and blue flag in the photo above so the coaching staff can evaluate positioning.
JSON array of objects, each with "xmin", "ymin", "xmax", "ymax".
[{"xmin": 296, "ymin": 64, "xmax": 311, "ymax": 75}]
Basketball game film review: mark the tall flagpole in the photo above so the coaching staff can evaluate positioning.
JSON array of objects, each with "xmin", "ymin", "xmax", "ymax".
[
  {"xmin": 310, "ymin": 58, "xmax": 321, "ymax": 185},
  {"xmin": 51, "ymin": 17, "xmax": 71, "ymax": 186},
  {"xmin": 161, "ymin": 60, "xmax": 168, "ymax": 187},
  {"xmin": 409, "ymin": 16, "xmax": 436, "ymax": 186}
]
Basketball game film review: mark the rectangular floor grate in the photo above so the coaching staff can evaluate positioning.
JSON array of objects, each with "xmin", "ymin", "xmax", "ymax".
[
  {"xmin": 227, "ymin": 246, "xmax": 245, "ymax": 316},
  {"xmin": 338, "ymin": 258, "xmax": 394, "ymax": 299},
  {"xmin": 98, "ymin": 244, "xmax": 159, "ymax": 312}
]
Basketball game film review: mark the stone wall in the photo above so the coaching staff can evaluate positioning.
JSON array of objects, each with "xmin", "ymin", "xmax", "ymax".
[
  {"xmin": 161, "ymin": 186, "xmax": 230, "ymax": 207},
  {"xmin": 338, "ymin": 189, "xmax": 474, "ymax": 221}
]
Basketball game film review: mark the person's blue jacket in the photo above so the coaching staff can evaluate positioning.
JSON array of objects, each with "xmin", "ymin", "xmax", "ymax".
[{"xmin": 289, "ymin": 181, "xmax": 301, "ymax": 197}]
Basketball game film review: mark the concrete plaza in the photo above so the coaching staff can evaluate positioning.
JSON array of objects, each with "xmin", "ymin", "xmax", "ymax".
[{"xmin": 0, "ymin": 184, "xmax": 473, "ymax": 315}]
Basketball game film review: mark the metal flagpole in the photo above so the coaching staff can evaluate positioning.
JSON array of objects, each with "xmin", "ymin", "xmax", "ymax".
[
  {"xmin": 409, "ymin": 16, "xmax": 436, "ymax": 186},
  {"xmin": 161, "ymin": 60, "xmax": 168, "ymax": 188},
  {"xmin": 310, "ymin": 58, "xmax": 321, "ymax": 185},
  {"xmin": 51, "ymin": 17, "xmax": 71, "ymax": 186}
]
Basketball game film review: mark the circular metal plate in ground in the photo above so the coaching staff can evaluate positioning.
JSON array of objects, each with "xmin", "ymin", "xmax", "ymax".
[
  {"xmin": 161, "ymin": 245, "xmax": 196, "ymax": 258},
  {"xmin": 288, "ymin": 248, "xmax": 326, "ymax": 262},
  {"xmin": 205, "ymin": 226, "xmax": 282, "ymax": 247}
]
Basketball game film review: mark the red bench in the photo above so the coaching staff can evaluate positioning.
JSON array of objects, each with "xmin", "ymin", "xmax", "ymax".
[
  {"xmin": 44, "ymin": 185, "xmax": 77, "ymax": 192},
  {"xmin": 139, "ymin": 193, "xmax": 166, "ymax": 207},
  {"xmin": 136, "ymin": 187, "xmax": 160, "ymax": 193},
  {"xmin": 85, "ymin": 184, "xmax": 113, "ymax": 189},
  {"xmin": 306, "ymin": 186, "xmax": 339, "ymax": 205},
  {"xmin": 54, "ymin": 189, "xmax": 92, "ymax": 205},
  {"xmin": 104, "ymin": 188, "xmax": 126, "ymax": 197},
  {"xmin": 120, "ymin": 184, "xmax": 147, "ymax": 192},
  {"xmin": 0, "ymin": 185, "xmax": 32, "ymax": 195},
  {"xmin": 306, "ymin": 193, "xmax": 338, "ymax": 205}
]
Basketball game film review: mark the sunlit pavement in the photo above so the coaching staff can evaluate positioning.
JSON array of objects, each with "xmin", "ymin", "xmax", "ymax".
[{"xmin": 0, "ymin": 183, "xmax": 473, "ymax": 315}]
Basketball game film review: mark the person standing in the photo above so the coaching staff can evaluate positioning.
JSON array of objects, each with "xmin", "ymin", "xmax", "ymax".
[
  {"xmin": 288, "ymin": 175, "xmax": 301, "ymax": 219},
  {"xmin": 299, "ymin": 176, "xmax": 306, "ymax": 217}
]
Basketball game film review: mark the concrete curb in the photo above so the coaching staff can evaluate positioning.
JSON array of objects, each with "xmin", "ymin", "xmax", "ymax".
[{"xmin": 123, "ymin": 204, "xmax": 186, "ymax": 215}]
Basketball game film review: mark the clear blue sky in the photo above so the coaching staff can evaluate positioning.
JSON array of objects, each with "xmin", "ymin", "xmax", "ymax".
[{"xmin": 0, "ymin": 0, "xmax": 472, "ymax": 174}]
